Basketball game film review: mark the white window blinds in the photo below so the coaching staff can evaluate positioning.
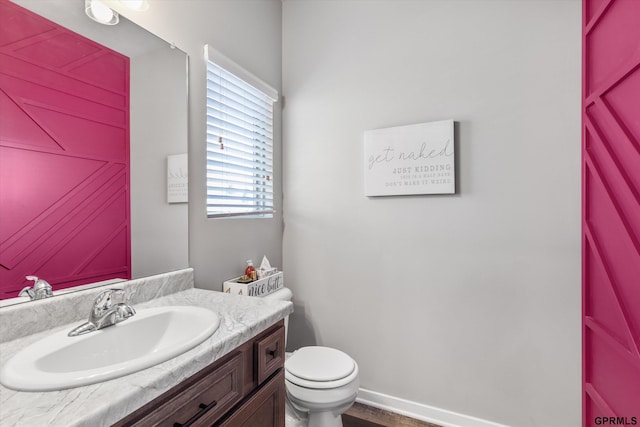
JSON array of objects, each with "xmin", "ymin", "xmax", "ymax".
[{"xmin": 205, "ymin": 45, "xmax": 278, "ymax": 218}]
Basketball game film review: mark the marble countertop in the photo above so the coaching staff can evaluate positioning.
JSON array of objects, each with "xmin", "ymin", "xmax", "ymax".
[{"xmin": 0, "ymin": 288, "xmax": 293, "ymax": 427}]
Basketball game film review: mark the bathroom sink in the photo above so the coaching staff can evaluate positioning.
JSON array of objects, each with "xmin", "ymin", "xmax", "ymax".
[{"xmin": 0, "ymin": 305, "xmax": 220, "ymax": 391}]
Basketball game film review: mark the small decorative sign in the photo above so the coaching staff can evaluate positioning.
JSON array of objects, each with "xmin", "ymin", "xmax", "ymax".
[
  {"xmin": 167, "ymin": 153, "xmax": 188, "ymax": 203},
  {"xmin": 364, "ymin": 119, "xmax": 455, "ymax": 196}
]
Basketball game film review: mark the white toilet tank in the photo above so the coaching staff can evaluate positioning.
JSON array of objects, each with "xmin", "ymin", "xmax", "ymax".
[{"xmin": 264, "ymin": 287, "xmax": 293, "ymax": 345}]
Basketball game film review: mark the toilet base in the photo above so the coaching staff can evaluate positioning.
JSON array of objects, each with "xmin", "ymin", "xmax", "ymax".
[
  {"xmin": 308, "ymin": 411, "xmax": 343, "ymax": 427},
  {"xmin": 286, "ymin": 391, "xmax": 356, "ymax": 427},
  {"xmin": 285, "ymin": 397, "xmax": 307, "ymax": 427},
  {"xmin": 285, "ymin": 401, "xmax": 346, "ymax": 427}
]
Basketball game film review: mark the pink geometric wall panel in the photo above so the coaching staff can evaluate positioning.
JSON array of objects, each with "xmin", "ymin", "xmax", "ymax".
[
  {"xmin": 582, "ymin": 0, "xmax": 640, "ymax": 425},
  {"xmin": 0, "ymin": 0, "xmax": 130, "ymax": 299}
]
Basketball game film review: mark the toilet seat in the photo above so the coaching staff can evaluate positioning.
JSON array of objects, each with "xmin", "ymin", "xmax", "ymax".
[{"xmin": 285, "ymin": 346, "xmax": 358, "ymax": 389}]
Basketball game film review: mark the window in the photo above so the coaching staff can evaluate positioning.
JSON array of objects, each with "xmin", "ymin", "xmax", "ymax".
[{"xmin": 205, "ymin": 45, "xmax": 278, "ymax": 218}]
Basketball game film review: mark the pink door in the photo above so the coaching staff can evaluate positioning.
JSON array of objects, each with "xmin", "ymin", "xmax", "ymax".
[
  {"xmin": 0, "ymin": 0, "xmax": 130, "ymax": 298},
  {"xmin": 582, "ymin": 0, "xmax": 640, "ymax": 425}
]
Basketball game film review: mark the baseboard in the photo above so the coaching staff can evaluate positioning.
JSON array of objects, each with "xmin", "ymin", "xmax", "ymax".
[{"xmin": 356, "ymin": 388, "xmax": 509, "ymax": 427}]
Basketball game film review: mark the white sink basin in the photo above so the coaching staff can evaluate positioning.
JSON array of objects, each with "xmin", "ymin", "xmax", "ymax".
[{"xmin": 0, "ymin": 305, "xmax": 220, "ymax": 391}]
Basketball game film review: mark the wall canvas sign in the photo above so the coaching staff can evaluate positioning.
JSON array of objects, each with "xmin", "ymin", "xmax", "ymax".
[
  {"xmin": 167, "ymin": 153, "xmax": 188, "ymax": 203},
  {"xmin": 364, "ymin": 119, "xmax": 455, "ymax": 196}
]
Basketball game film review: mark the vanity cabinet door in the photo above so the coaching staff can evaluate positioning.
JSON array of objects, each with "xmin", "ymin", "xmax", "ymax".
[{"xmin": 215, "ymin": 370, "xmax": 285, "ymax": 427}]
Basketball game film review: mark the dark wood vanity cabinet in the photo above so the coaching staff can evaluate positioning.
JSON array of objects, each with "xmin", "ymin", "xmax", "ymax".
[{"xmin": 113, "ymin": 321, "xmax": 285, "ymax": 427}]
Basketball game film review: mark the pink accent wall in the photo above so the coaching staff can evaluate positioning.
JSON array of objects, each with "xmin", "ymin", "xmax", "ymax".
[
  {"xmin": 0, "ymin": 0, "xmax": 131, "ymax": 298},
  {"xmin": 582, "ymin": 0, "xmax": 640, "ymax": 424}
]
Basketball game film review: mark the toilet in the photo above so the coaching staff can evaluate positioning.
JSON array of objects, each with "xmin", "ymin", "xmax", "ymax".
[{"xmin": 265, "ymin": 288, "xmax": 359, "ymax": 427}]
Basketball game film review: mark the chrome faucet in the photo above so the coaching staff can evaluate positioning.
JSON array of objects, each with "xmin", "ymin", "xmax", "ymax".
[
  {"xmin": 19, "ymin": 276, "xmax": 53, "ymax": 300},
  {"xmin": 68, "ymin": 289, "xmax": 136, "ymax": 337}
]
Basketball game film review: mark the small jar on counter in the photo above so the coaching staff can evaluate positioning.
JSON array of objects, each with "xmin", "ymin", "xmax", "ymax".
[{"xmin": 245, "ymin": 260, "xmax": 257, "ymax": 281}]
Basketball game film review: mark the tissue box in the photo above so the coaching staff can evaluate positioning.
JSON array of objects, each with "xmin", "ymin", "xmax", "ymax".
[
  {"xmin": 257, "ymin": 267, "xmax": 278, "ymax": 279},
  {"xmin": 223, "ymin": 271, "xmax": 284, "ymax": 297}
]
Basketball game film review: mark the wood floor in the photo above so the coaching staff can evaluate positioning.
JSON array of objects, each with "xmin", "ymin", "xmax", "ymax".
[{"xmin": 343, "ymin": 402, "xmax": 442, "ymax": 427}]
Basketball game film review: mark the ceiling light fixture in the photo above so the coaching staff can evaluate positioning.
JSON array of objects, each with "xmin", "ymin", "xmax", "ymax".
[{"xmin": 85, "ymin": 0, "xmax": 119, "ymax": 25}]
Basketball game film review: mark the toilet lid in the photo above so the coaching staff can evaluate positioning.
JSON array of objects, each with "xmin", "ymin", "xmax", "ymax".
[{"xmin": 285, "ymin": 346, "xmax": 355, "ymax": 382}]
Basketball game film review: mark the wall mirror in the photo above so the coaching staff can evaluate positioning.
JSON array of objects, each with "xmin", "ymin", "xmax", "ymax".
[{"xmin": 0, "ymin": 0, "xmax": 189, "ymax": 305}]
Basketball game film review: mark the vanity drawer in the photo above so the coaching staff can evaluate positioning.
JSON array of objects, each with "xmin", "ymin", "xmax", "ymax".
[
  {"xmin": 115, "ymin": 351, "xmax": 244, "ymax": 427},
  {"xmin": 255, "ymin": 324, "xmax": 285, "ymax": 385}
]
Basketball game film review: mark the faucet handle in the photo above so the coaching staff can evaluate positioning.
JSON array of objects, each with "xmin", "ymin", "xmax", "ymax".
[
  {"xmin": 89, "ymin": 289, "xmax": 126, "ymax": 324},
  {"xmin": 32, "ymin": 277, "xmax": 53, "ymax": 299},
  {"xmin": 93, "ymin": 288, "xmax": 126, "ymax": 311}
]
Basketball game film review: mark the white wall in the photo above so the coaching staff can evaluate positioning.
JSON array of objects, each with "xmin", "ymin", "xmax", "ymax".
[
  {"xmin": 106, "ymin": 0, "xmax": 284, "ymax": 289},
  {"xmin": 282, "ymin": 1, "xmax": 581, "ymax": 426},
  {"xmin": 130, "ymin": 46, "xmax": 189, "ymax": 278}
]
